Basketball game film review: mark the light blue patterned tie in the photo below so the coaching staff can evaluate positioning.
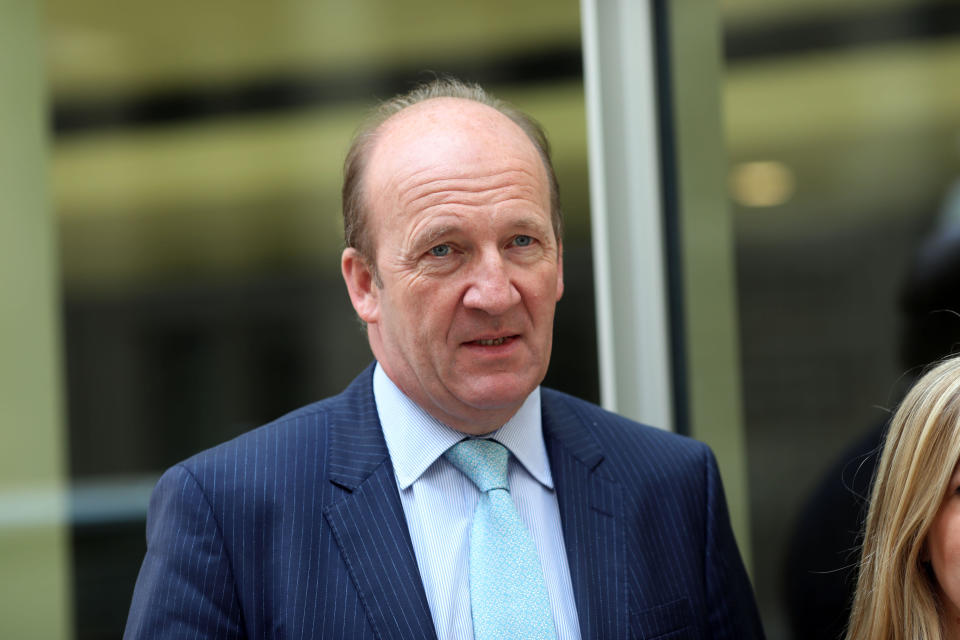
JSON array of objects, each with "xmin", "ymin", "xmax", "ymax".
[{"xmin": 444, "ymin": 439, "xmax": 557, "ymax": 640}]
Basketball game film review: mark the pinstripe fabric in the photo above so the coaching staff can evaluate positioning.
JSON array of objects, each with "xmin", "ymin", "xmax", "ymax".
[
  {"xmin": 125, "ymin": 364, "xmax": 764, "ymax": 639},
  {"xmin": 542, "ymin": 387, "xmax": 765, "ymax": 639},
  {"xmin": 126, "ymin": 367, "xmax": 435, "ymax": 640},
  {"xmin": 374, "ymin": 364, "xmax": 581, "ymax": 640}
]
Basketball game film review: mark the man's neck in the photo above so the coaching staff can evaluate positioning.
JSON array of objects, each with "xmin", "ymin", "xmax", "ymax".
[{"xmin": 377, "ymin": 364, "xmax": 526, "ymax": 435}]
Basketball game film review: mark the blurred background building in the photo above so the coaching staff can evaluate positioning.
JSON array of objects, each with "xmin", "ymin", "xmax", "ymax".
[{"xmin": 3, "ymin": 0, "xmax": 960, "ymax": 638}]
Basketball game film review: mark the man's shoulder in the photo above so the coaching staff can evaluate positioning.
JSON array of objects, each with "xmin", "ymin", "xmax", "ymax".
[
  {"xmin": 540, "ymin": 386, "xmax": 710, "ymax": 475},
  {"xmin": 542, "ymin": 387, "xmax": 704, "ymax": 445},
  {"xmin": 175, "ymin": 366, "xmax": 376, "ymax": 481}
]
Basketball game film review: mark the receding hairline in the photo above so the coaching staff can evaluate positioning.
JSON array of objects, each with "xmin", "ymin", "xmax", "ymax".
[
  {"xmin": 364, "ymin": 96, "xmax": 552, "ymax": 195},
  {"xmin": 341, "ymin": 79, "xmax": 564, "ymax": 266}
]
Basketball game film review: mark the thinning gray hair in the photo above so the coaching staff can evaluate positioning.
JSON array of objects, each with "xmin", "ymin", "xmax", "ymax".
[{"xmin": 341, "ymin": 77, "xmax": 563, "ymax": 268}]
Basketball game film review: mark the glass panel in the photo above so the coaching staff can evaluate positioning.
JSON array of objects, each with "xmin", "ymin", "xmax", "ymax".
[
  {"xmin": 0, "ymin": 4, "xmax": 71, "ymax": 638},
  {"xmin": 723, "ymin": 1, "xmax": 960, "ymax": 637},
  {"xmin": 46, "ymin": 2, "xmax": 595, "ymax": 637}
]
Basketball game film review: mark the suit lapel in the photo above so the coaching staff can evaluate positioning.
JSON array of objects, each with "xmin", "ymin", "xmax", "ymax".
[
  {"xmin": 543, "ymin": 390, "xmax": 628, "ymax": 640},
  {"xmin": 319, "ymin": 371, "xmax": 627, "ymax": 639},
  {"xmin": 322, "ymin": 367, "xmax": 438, "ymax": 640}
]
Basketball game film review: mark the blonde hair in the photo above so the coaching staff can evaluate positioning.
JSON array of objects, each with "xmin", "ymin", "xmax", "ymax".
[{"xmin": 847, "ymin": 356, "xmax": 960, "ymax": 640}]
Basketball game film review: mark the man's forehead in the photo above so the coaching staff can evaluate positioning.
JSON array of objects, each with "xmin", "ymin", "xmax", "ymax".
[
  {"xmin": 369, "ymin": 98, "xmax": 537, "ymax": 168},
  {"xmin": 380, "ymin": 106, "xmax": 535, "ymax": 180}
]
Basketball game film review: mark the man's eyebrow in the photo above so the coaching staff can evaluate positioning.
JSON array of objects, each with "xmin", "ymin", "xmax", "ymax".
[
  {"xmin": 511, "ymin": 218, "xmax": 552, "ymax": 234},
  {"xmin": 413, "ymin": 224, "xmax": 459, "ymax": 249},
  {"xmin": 411, "ymin": 216, "xmax": 552, "ymax": 250}
]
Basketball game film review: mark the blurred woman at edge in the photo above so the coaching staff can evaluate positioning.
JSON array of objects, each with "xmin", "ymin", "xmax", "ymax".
[{"xmin": 847, "ymin": 356, "xmax": 960, "ymax": 640}]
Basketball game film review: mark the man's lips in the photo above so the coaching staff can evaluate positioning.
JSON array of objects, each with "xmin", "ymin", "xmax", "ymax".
[{"xmin": 463, "ymin": 335, "xmax": 520, "ymax": 347}]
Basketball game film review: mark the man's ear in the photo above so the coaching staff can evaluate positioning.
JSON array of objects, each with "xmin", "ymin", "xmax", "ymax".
[
  {"xmin": 341, "ymin": 248, "xmax": 380, "ymax": 323},
  {"xmin": 555, "ymin": 241, "xmax": 565, "ymax": 301}
]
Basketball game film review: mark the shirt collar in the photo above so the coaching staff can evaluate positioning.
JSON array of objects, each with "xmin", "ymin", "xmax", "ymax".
[{"xmin": 373, "ymin": 362, "xmax": 554, "ymax": 491}]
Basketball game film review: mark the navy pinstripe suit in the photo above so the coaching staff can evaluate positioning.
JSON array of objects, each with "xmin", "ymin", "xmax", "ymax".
[{"xmin": 125, "ymin": 364, "xmax": 764, "ymax": 639}]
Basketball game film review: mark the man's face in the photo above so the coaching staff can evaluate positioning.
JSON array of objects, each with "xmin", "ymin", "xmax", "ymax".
[{"xmin": 341, "ymin": 98, "xmax": 563, "ymax": 434}]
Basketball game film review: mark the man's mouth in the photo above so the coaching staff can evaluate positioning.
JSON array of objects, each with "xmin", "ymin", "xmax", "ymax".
[{"xmin": 469, "ymin": 335, "xmax": 517, "ymax": 346}]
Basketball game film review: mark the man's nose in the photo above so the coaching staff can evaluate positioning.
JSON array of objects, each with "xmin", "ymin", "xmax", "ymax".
[{"xmin": 462, "ymin": 251, "xmax": 521, "ymax": 314}]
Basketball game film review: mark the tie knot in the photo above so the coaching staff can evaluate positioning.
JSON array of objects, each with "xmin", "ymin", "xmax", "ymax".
[{"xmin": 444, "ymin": 439, "xmax": 510, "ymax": 493}]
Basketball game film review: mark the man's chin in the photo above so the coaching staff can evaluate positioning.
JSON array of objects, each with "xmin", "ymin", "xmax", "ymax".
[{"xmin": 456, "ymin": 376, "xmax": 539, "ymax": 411}]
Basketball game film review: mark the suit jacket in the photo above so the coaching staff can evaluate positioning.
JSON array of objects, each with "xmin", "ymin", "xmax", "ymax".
[{"xmin": 125, "ymin": 365, "xmax": 764, "ymax": 639}]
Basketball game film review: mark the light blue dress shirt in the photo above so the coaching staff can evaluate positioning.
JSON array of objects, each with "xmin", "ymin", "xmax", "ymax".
[{"xmin": 373, "ymin": 364, "xmax": 582, "ymax": 640}]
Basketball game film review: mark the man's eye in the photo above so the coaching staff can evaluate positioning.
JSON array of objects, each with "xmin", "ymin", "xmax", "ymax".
[
  {"xmin": 429, "ymin": 244, "xmax": 451, "ymax": 257},
  {"xmin": 513, "ymin": 235, "xmax": 534, "ymax": 247}
]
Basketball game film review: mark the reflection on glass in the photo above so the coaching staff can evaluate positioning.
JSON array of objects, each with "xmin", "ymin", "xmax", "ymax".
[
  {"xmin": 724, "ymin": 1, "xmax": 960, "ymax": 638},
  {"xmin": 730, "ymin": 161, "xmax": 796, "ymax": 208}
]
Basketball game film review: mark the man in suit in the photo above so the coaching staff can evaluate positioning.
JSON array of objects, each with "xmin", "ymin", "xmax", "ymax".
[{"xmin": 125, "ymin": 78, "xmax": 764, "ymax": 639}]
